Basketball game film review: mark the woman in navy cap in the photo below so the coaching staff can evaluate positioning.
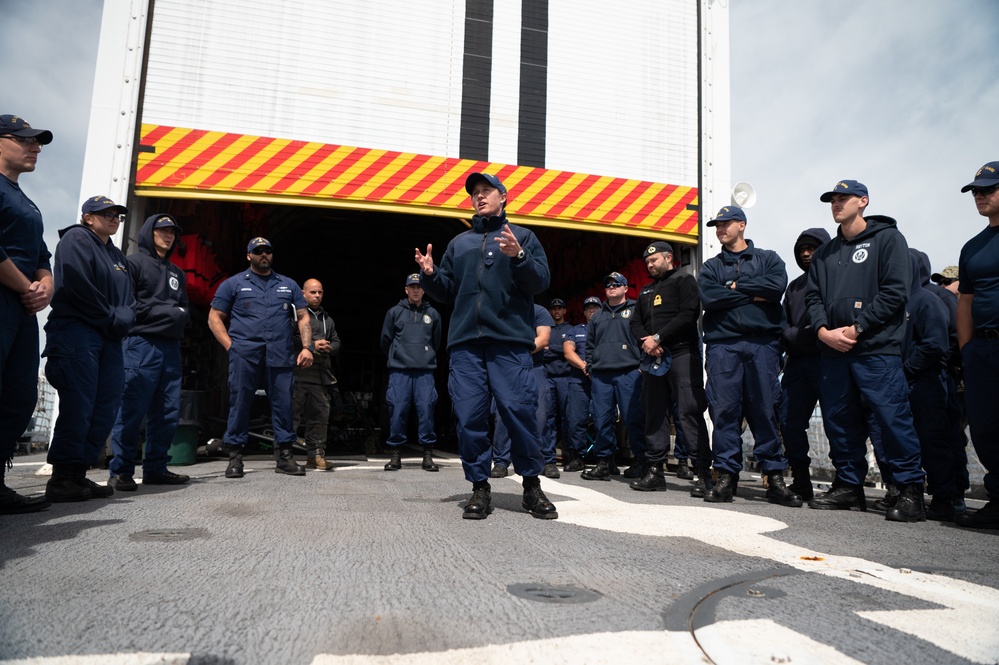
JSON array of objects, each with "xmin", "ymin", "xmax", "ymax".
[{"xmin": 43, "ymin": 196, "xmax": 135, "ymax": 502}]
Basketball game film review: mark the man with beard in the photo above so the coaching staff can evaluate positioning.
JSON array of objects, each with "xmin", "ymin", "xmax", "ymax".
[
  {"xmin": 630, "ymin": 241, "xmax": 710, "ymax": 494},
  {"xmin": 208, "ymin": 237, "xmax": 313, "ymax": 479}
]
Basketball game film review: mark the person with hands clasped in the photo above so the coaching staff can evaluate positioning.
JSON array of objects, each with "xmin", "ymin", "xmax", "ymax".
[{"xmin": 43, "ymin": 196, "xmax": 136, "ymax": 503}]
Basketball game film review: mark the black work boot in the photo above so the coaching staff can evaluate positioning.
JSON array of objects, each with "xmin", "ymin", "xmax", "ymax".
[
  {"xmin": 675, "ymin": 459, "xmax": 694, "ymax": 480},
  {"xmin": 630, "ymin": 462, "xmax": 667, "ymax": 492},
  {"xmin": 766, "ymin": 472, "xmax": 803, "ymax": 508},
  {"xmin": 808, "ymin": 481, "xmax": 866, "ymax": 511},
  {"xmin": 926, "ymin": 495, "xmax": 956, "ymax": 522},
  {"xmin": 421, "ymin": 448, "xmax": 439, "ymax": 472},
  {"xmin": 788, "ymin": 468, "xmax": 814, "ymax": 501},
  {"xmin": 224, "ymin": 445, "xmax": 244, "ymax": 478},
  {"xmin": 565, "ymin": 456, "xmax": 584, "ymax": 472},
  {"xmin": 623, "ymin": 461, "xmax": 646, "ymax": 479},
  {"xmin": 275, "ymin": 446, "xmax": 306, "ymax": 476},
  {"xmin": 885, "ymin": 483, "xmax": 926, "ymax": 523},
  {"xmin": 490, "ymin": 463, "xmax": 508, "ymax": 478},
  {"xmin": 543, "ymin": 463, "xmax": 561, "ymax": 479},
  {"xmin": 581, "ymin": 459, "xmax": 611, "ymax": 481},
  {"xmin": 522, "ymin": 476, "xmax": 558, "ymax": 519},
  {"xmin": 46, "ymin": 464, "xmax": 93, "ymax": 502},
  {"xmin": 955, "ymin": 500, "xmax": 999, "ymax": 529},
  {"xmin": 872, "ymin": 484, "xmax": 899, "ymax": 511},
  {"xmin": 705, "ymin": 471, "xmax": 737, "ymax": 503},
  {"xmin": 384, "ymin": 448, "xmax": 402, "ymax": 471},
  {"xmin": 690, "ymin": 468, "xmax": 713, "ymax": 498},
  {"xmin": 1, "ymin": 473, "xmax": 50, "ymax": 514},
  {"xmin": 463, "ymin": 481, "xmax": 492, "ymax": 520}
]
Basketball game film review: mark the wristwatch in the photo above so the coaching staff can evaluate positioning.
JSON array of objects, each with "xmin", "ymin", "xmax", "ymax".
[
  {"xmin": 853, "ymin": 322, "xmax": 864, "ymax": 335},
  {"xmin": 652, "ymin": 333, "xmax": 660, "ymax": 343},
  {"xmin": 515, "ymin": 249, "xmax": 526, "ymax": 261}
]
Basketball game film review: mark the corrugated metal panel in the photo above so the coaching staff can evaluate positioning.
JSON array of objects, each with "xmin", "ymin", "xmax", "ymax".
[{"xmin": 140, "ymin": 0, "xmax": 699, "ymax": 238}]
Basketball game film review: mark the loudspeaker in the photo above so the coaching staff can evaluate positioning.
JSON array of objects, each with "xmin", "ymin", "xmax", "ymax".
[{"xmin": 732, "ymin": 182, "xmax": 757, "ymax": 208}]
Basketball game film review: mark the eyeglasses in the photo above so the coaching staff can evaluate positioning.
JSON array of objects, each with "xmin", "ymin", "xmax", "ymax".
[
  {"xmin": 94, "ymin": 211, "xmax": 124, "ymax": 222},
  {"xmin": 251, "ymin": 248, "xmax": 272, "ymax": 255},
  {"xmin": 0, "ymin": 135, "xmax": 43, "ymax": 147},
  {"xmin": 970, "ymin": 183, "xmax": 999, "ymax": 197}
]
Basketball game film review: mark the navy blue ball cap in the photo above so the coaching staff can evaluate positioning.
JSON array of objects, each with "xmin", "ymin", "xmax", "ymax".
[
  {"xmin": 583, "ymin": 296, "xmax": 601, "ymax": 308},
  {"xmin": 81, "ymin": 195, "xmax": 127, "ymax": 215},
  {"xmin": 644, "ymin": 241, "xmax": 674, "ymax": 258},
  {"xmin": 405, "ymin": 273, "xmax": 421, "ymax": 286},
  {"xmin": 149, "ymin": 214, "xmax": 183, "ymax": 233},
  {"xmin": 0, "ymin": 114, "xmax": 53, "ymax": 145},
  {"xmin": 604, "ymin": 272, "xmax": 628, "ymax": 287},
  {"xmin": 960, "ymin": 161, "xmax": 999, "ymax": 193},
  {"xmin": 819, "ymin": 180, "xmax": 869, "ymax": 202},
  {"xmin": 550, "ymin": 298, "xmax": 566, "ymax": 308},
  {"xmin": 465, "ymin": 172, "xmax": 507, "ymax": 195},
  {"xmin": 640, "ymin": 350, "xmax": 672, "ymax": 377},
  {"xmin": 246, "ymin": 237, "xmax": 272, "ymax": 253},
  {"xmin": 706, "ymin": 206, "xmax": 747, "ymax": 227}
]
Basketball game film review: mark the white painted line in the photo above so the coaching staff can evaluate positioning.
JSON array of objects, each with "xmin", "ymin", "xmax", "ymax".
[
  {"xmin": 696, "ymin": 619, "xmax": 866, "ymax": 665},
  {"xmin": 536, "ymin": 477, "xmax": 999, "ymax": 664},
  {"xmin": 310, "ymin": 630, "xmax": 704, "ymax": 664}
]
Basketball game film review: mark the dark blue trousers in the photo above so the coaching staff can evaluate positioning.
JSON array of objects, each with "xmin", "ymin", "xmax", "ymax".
[
  {"xmin": 820, "ymin": 354, "xmax": 924, "ymax": 487},
  {"xmin": 909, "ymin": 370, "xmax": 959, "ymax": 498},
  {"xmin": 780, "ymin": 354, "xmax": 824, "ymax": 473},
  {"xmin": 385, "ymin": 369, "xmax": 437, "ymax": 447},
  {"xmin": 705, "ymin": 338, "xmax": 785, "ymax": 474},
  {"xmin": 565, "ymin": 379, "xmax": 592, "ymax": 455},
  {"xmin": 225, "ymin": 351, "xmax": 295, "ymax": 448},
  {"xmin": 0, "ymin": 289, "xmax": 39, "ymax": 465},
  {"xmin": 945, "ymin": 373, "xmax": 970, "ymax": 493},
  {"xmin": 962, "ymin": 338, "xmax": 999, "ymax": 500},
  {"xmin": 494, "ymin": 366, "xmax": 552, "ymax": 465},
  {"xmin": 449, "ymin": 342, "xmax": 543, "ymax": 482},
  {"xmin": 590, "ymin": 368, "xmax": 646, "ymax": 461},
  {"xmin": 110, "ymin": 336, "xmax": 182, "ymax": 477},
  {"xmin": 546, "ymin": 374, "xmax": 571, "ymax": 454},
  {"xmin": 44, "ymin": 322, "xmax": 124, "ymax": 467}
]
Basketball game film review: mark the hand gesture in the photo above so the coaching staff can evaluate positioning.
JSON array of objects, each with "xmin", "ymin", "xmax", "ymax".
[
  {"xmin": 415, "ymin": 244, "xmax": 434, "ymax": 275},
  {"xmin": 494, "ymin": 224, "xmax": 523, "ymax": 257}
]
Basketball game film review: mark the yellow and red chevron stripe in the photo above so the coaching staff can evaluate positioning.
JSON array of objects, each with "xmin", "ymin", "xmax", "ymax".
[{"xmin": 135, "ymin": 125, "xmax": 699, "ymax": 241}]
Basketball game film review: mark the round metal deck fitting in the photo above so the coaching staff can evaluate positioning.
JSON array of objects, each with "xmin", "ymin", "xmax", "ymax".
[{"xmin": 507, "ymin": 583, "xmax": 602, "ymax": 604}]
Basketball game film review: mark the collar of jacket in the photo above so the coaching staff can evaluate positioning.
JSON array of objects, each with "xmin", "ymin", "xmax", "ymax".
[{"xmin": 471, "ymin": 213, "xmax": 507, "ymax": 233}]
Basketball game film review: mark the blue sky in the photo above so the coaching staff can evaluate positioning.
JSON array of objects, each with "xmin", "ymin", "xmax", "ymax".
[{"xmin": 4, "ymin": 0, "xmax": 998, "ymax": 285}]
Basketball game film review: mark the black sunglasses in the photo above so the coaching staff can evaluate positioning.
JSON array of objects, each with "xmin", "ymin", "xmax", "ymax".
[
  {"xmin": 251, "ymin": 248, "xmax": 272, "ymax": 255},
  {"xmin": 970, "ymin": 183, "xmax": 999, "ymax": 197}
]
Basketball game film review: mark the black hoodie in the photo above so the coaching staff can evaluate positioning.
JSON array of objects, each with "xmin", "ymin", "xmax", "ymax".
[
  {"xmin": 805, "ymin": 215, "xmax": 911, "ymax": 356},
  {"xmin": 903, "ymin": 250, "xmax": 949, "ymax": 380},
  {"xmin": 126, "ymin": 215, "xmax": 189, "ymax": 339},
  {"xmin": 781, "ymin": 227, "xmax": 831, "ymax": 357}
]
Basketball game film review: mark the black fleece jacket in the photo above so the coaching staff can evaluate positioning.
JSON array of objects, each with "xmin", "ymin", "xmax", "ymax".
[
  {"xmin": 781, "ymin": 227, "xmax": 831, "ymax": 357},
  {"xmin": 126, "ymin": 215, "xmax": 189, "ymax": 339},
  {"xmin": 631, "ymin": 268, "xmax": 701, "ymax": 356}
]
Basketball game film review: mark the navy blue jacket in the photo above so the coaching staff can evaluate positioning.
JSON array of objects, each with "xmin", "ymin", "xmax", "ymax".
[
  {"xmin": 781, "ymin": 227, "xmax": 831, "ymax": 357},
  {"xmin": 126, "ymin": 215, "xmax": 189, "ymax": 340},
  {"xmin": 45, "ymin": 224, "xmax": 135, "ymax": 339},
  {"xmin": 380, "ymin": 298, "xmax": 441, "ymax": 370},
  {"xmin": 903, "ymin": 251, "xmax": 949, "ymax": 380},
  {"xmin": 632, "ymin": 267, "xmax": 701, "ymax": 356},
  {"xmin": 0, "ymin": 174, "xmax": 51, "ymax": 284},
  {"xmin": 421, "ymin": 213, "xmax": 549, "ymax": 350},
  {"xmin": 587, "ymin": 299, "xmax": 642, "ymax": 371},
  {"xmin": 698, "ymin": 240, "xmax": 787, "ymax": 343},
  {"xmin": 913, "ymin": 249, "xmax": 959, "ymax": 370},
  {"xmin": 805, "ymin": 215, "xmax": 911, "ymax": 356},
  {"xmin": 543, "ymin": 321, "xmax": 574, "ymax": 376}
]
